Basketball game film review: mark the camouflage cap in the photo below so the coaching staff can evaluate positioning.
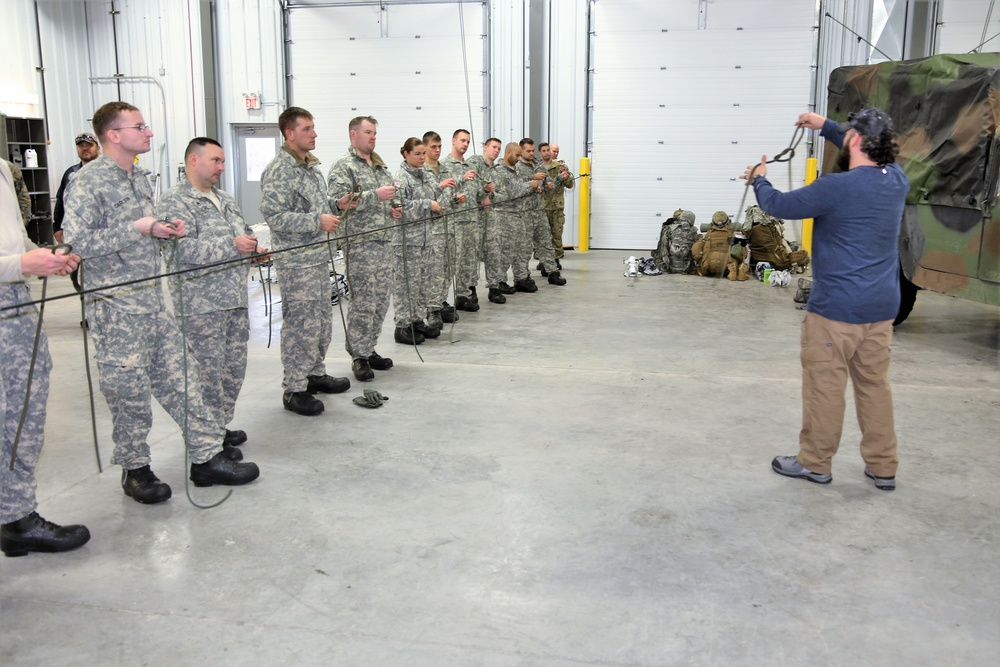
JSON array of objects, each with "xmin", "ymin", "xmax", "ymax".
[
  {"xmin": 837, "ymin": 107, "xmax": 894, "ymax": 137},
  {"xmin": 673, "ymin": 208, "xmax": 685, "ymax": 219},
  {"xmin": 711, "ymin": 211, "xmax": 730, "ymax": 226},
  {"xmin": 677, "ymin": 210, "xmax": 695, "ymax": 224}
]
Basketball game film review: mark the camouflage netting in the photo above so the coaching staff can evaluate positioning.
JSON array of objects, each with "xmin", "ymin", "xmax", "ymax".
[{"xmin": 826, "ymin": 53, "xmax": 1000, "ymax": 211}]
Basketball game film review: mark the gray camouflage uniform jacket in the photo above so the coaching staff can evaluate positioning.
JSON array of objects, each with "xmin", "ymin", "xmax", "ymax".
[
  {"xmin": 491, "ymin": 161, "xmax": 532, "ymax": 214},
  {"xmin": 394, "ymin": 162, "xmax": 440, "ymax": 247},
  {"xmin": 259, "ymin": 145, "xmax": 332, "ymax": 268},
  {"xmin": 155, "ymin": 179, "xmax": 252, "ymax": 315},
  {"xmin": 440, "ymin": 154, "xmax": 484, "ymax": 224},
  {"xmin": 327, "ymin": 147, "xmax": 394, "ymax": 244},
  {"xmin": 63, "ymin": 154, "xmax": 163, "ymax": 313},
  {"xmin": 514, "ymin": 159, "xmax": 547, "ymax": 214}
]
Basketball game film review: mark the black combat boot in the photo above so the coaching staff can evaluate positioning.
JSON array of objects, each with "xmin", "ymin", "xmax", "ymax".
[
  {"xmin": 547, "ymin": 271, "xmax": 567, "ymax": 286},
  {"xmin": 514, "ymin": 277, "xmax": 538, "ymax": 293},
  {"xmin": 368, "ymin": 351, "xmax": 393, "ymax": 370},
  {"xmin": 440, "ymin": 302, "xmax": 459, "ymax": 323},
  {"xmin": 352, "ymin": 357, "xmax": 375, "ymax": 381},
  {"xmin": 224, "ymin": 429, "xmax": 247, "ymax": 447},
  {"xmin": 307, "ymin": 374, "xmax": 351, "ymax": 394},
  {"xmin": 497, "ymin": 281, "xmax": 516, "ymax": 295},
  {"xmin": 413, "ymin": 320, "xmax": 440, "ymax": 338},
  {"xmin": 461, "ymin": 287, "xmax": 480, "ymax": 312},
  {"xmin": 122, "ymin": 465, "xmax": 172, "ymax": 504},
  {"xmin": 190, "ymin": 451, "xmax": 260, "ymax": 487},
  {"xmin": 222, "ymin": 443, "xmax": 244, "ymax": 461},
  {"xmin": 488, "ymin": 287, "xmax": 506, "ymax": 304},
  {"xmin": 1, "ymin": 512, "xmax": 91, "ymax": 557},
  {"xmin": 283, "ymin": 391, "xmax": 324, "ymax": 416},
  {"xmin": 427, "ymin": 309, "xmax": 444, "ymax": 330},
  {"xmin": 536, "ymin": 262, "xmax": 549, "ymax": 277},
  {"xmin": 394, "ymin": 326, "xmax": 425, "ymax": 345}
]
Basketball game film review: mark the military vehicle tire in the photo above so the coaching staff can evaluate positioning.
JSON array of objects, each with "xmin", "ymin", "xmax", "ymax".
[{"xmin": 894, "ymin": 272, "xmax": 919, "ymax": 326}]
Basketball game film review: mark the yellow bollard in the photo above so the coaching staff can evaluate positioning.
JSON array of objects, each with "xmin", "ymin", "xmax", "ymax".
[
  {"xmin": 803, "ymin": 157, "xmax": 817, "ymax": 255},
  {"xmin": 578, "ymin": 157, "xmax": 591, "ymax": 252}
]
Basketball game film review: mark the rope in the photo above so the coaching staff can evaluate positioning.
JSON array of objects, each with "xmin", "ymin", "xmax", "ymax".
[
  {"xmin": 733, "ymin": 126, "xmax": 804, "ymax": 231},
  {"xmin": 3, "ymin": 174, "xmax": 591, "ymax": 316},
  {"xmin": 77, "ymin": 262, "xmax": 103, "ymax": 473}
]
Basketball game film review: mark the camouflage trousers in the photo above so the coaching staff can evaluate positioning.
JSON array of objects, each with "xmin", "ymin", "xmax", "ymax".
[
  {"xmin": 392, "ymin": 244, "xmax": 432, "ymax": 327},
  {"xmin": 178, "ymin": 308, "xmax": 249, "ymax": 427},
  {"xmin": 485, "ymin": 209, "xmax": 528, "ymax": 286},
  {"xmin": 527, "ymin": 208, "xmax": 558, "ymax": 273},
  {"xmin": 546, "ymin": 208, "xmax": 566, "ymax": 259},
  {"xmin": 88, "ymin": 302, "xmax": 224, "ymax": 469},
  {"xmin": 277, "ymin": 263, "xmax": 332, "ymax": 392},
  {"xmin": 426, "ymin": 231, "xmax": 456, "ymax": 308},
  {"xmin": 0, "ymin": 284, "xmax": 48, "ymax": 522},
  {"xmin": 344, "ymin": 240, "xmax": 392, "ymax": 358},
  {"xmin": 454, "ymin": 220, "xmax": 484, "ymax": 289}
]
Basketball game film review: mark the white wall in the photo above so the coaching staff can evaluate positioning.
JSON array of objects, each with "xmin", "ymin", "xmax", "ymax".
[
  {"xmin": 0, "ymin": 0, "xmax": 43, "ymax": 118},
  {"xmin": 938, "ymin": 0, "xmax": 1000, "ymax": 52}
]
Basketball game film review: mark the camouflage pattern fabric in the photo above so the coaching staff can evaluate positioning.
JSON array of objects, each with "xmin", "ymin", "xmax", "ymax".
[
  {"xmin": 342, "ymin": 240, "xmax": 392, "ymax": 358},
  {"xmin": 178, "ymin": 309, "xmax": 249, "ymax": 428},
  {"xmin": 261, "ymin": 144, "xmax": 336, "ymax": 390},
  {"xmin": 485, "ymin": 161, "xmax": 529, "ymax": 286},
  {"xmin": 328, "ymin": 148, "xmax": 394, "ymax": 357},
  {"xmin": 0, "ymin": 284, "xmax": 48, "ymax": 522},
  {"xmin": 88, "ymin": 304, "xmax": 224, "ymax": 467},
  {"xmin": 393, "ymin": 162, "xmax": 438, "ymax": 326},
  {"xmin": 156, "ymin": 179, "xmax": 253, "ymax": 315},
  {"xmin": 653, "ymin": 211, "xmax": 699, "ymax": 274},
  {"xmin": 826, "ymin": 53, "xmax": 1000, "ymax": 304},
  {"xmin": 6, "ymin": 161, "xmax": 31, "ymax": 224},
  {"xmin": 260, "ymin": 145, "xmax": 332, "ymax": 269},
  {"xmin": 543, "ymin": 161, "xmax": 574, "ymax": 258},
  {"xmin": 327, "ymin": 147, "xmax": 394, "ymax": 243},
  {"xmin": 277, "ymin": 264, "xmax": 332, "ymax": 391},
  {"xmin": 63, "ymin": 154, "xmax": 163, "ymax": 312},
  {"xmin": 156, "ymin": 179, "xmax": 252, "ymax": 426},
  {"xmin": 515, "ymin": 159, "xmax": 557, "ymax": 273},
  {"xmin": 63, "ymin": 154, "xmax": 224, "ymax": 467},
  {"xmin": 441, "ymin": 154, "xmax": 486, "ymax": 289},
  {"xmin": 423, "ymin": 162, "xmax": 457, "ymax": 309}
]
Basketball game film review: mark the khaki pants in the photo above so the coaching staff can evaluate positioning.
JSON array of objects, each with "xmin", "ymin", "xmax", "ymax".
[{"xmin": 797, "ymin": 312, "xmax": 898, "ymax": 477}]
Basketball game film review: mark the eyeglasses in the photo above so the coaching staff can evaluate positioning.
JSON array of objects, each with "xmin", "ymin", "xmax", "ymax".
[{"xmin": 112, "ymin": 124, "xmax": 151, "ymax": 133}]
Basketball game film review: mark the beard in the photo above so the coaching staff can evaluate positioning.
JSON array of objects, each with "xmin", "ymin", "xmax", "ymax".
[{"xmin": 835, "ymin": 144, "xmax": 851, "ymax": 172}]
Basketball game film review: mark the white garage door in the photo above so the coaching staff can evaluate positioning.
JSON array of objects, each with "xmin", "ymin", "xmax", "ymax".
[
  {"xmin": 287, "ymin": 1, "xmax": 486, "ymax": 172},
  {"xmin": 590, "ymin": 0, "xmax": 816, "ymax": 249}
]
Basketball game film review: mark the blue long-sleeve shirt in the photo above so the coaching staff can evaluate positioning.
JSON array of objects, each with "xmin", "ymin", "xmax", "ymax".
[{"xmin": 753, "ymin": 119, "xmax": 909, "ymax": 324}]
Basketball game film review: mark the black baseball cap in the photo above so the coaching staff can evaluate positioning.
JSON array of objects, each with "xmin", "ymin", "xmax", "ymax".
[
  {"xmin": 837, "ymin": 108, "xmax": 894, "ymax": 136},
  {"xmin": 75, "ymin": 133, "xmax": 97, "ymax": 145}
]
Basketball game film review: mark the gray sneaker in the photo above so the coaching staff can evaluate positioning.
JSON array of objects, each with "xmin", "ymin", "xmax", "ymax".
[
  {"xmin": 771, "ymin": 455, "xmax": 832, "ymax": 484},
  {"xmin": 864, "ymin": 468, "xmax": 896, "ymax": 491}
]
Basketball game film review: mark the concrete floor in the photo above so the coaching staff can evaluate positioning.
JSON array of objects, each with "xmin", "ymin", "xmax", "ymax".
[{"xmin": 1, "ymin": 249, "xmax": 998, "ymax": 666}]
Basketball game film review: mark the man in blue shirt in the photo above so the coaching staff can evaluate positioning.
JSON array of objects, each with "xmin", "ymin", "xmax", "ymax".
[{"xmin": 743, "ymin": 108, "xmax": 908, "ymax": 491}]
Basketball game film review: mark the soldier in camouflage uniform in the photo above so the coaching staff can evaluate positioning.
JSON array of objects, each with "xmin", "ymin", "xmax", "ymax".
[
  {"xmin": 422, "ymin": 131, "xmax": 459, "ymax": 329},
  {"xmin": 260, "ymin": 108, "xmax": 351, "ymax": 415},
  {"xmin": 485, "ymin": 143, "xmax": 538, "ymax": 302},
  {"xmin": 64, "ymin": 102, "xmax": 259, "ymax": 504},
  {"xmin": 468, "ymin": 138, "xmax": 504, "ymax": 303},
  {"xmin": 440, "ymin": 130, "xmax": 487, "ymax": 312},
  {"xmin": 691, "ymin": 211, "xmax": 747, "ymax": 279},
  {"xmin": 392, "ymin": 138, "xmax": 444, "ymax": 343},
  {"xmin": 327, "ymin": 116, "xmax": 400, "ymax": 382},
  {"xmin": 516, "ymin": 139, "xmax": 566, "ymax": 286},
  {"xmin": 1, "ymin": 159, "xmax": 91, "ymax": 557},
  {"xmin": 156, "ymin": 138, "xmax": 263, "ymax": 444},
  {"xmin": 541, "ymin": 143, "xmax": 574, "ymax": 266}
]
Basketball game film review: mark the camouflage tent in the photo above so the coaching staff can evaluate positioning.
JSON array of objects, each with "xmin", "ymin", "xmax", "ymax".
[{"xmin": 825, "ymin": 53, "xmax": 1000, "ymax": 305}]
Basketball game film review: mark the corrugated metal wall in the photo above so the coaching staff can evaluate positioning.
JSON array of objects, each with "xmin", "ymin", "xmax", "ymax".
[{"xmin": 939, "ymin": 0, "xmax": 1000, "ymax": 52}]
